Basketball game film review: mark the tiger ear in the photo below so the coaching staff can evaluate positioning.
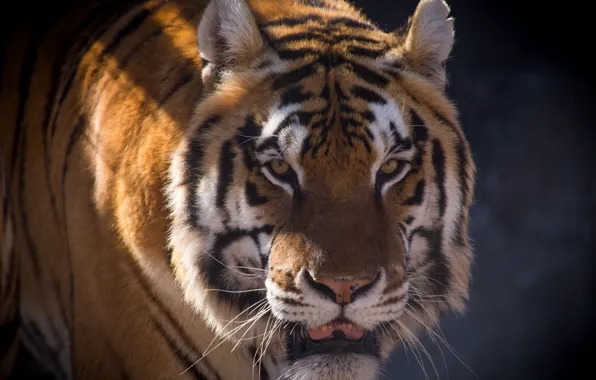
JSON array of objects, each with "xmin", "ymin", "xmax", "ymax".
[
  {"xmin": 197, "ymin": 0, "xmax": 265, "ymax": 68},
  {"xmin": 403, "ymin": 0, "xmax": 454, "ymax": 87}
]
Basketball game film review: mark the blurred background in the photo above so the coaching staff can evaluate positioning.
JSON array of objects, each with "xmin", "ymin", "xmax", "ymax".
[{"xmin": 4, "ymin": 0, "xmax": 595, "ymax": 379}]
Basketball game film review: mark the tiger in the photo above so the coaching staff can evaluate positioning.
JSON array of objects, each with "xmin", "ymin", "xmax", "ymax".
[{"xmin": 0, "ymin": 0, "xmax": 476, "ymax": 379}]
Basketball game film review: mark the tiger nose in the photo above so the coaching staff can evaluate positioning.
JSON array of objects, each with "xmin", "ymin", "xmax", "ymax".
[{"xmin": 305, "ymin": 271, "xmax": 378, "ymax": 305}]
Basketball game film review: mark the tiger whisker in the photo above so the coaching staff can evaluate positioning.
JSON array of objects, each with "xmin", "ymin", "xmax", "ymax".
[
  {"xmin": 199, "ymin": 248, "xmax": 266, "ymax": 279},
  {"xmin": 200, "ymin": 288, "xmax": 267, "ymax": 294},
  {"xmin": 231, "ymin": 305, "xmax": 272, "ymax": 353},
  {"xmin": 181, "ymin": 299, "xmax": 269, "ymax": 374},
  {"xmin": 227, "ymin": 265, "xmax": 268, "ymax": 272},
  {"xmin": 404, "ymin": 308, "xmax": 479, "ymax": 379},
  {"xmin": 396, "ymin": 320, "xmax": 437, "ymax": 380},
  {"xmin": 253, "ymin": 312, "xmax": 274, "ymax": 376},
  {"xmin": 187, "ymin": 305, "xmax": 271, "ymax": 373},
  {"xmin": 257, "ymin": 316, "xmax": 282, "ymax": 372}
]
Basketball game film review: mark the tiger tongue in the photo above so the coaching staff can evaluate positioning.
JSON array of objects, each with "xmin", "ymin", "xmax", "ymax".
[{"xmin": 307, "ymin": 320, "xmax": 366, "ymax": 341}]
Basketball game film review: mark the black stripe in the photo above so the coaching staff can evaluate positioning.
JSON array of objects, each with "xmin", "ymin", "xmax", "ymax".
[
  {"xmin": 40, "ymin": 16, "xmax": 81, "ymax": 228},
  {"xmin": 235, "ymin": 116, "xmax": 262, "ymax": 171},
  {"xmin": 404, "ymin": 216, "xmax": 415, "ymax": 225},
  {"xmin": 260, "ymin": 15, "xmax": 324, "ymax": 28},
  {"xmin": 339, "ymin": 104, "xmax": 355, "ymax": 114},
  {"xmin": 300, "ymin": 136, "xmax": 313, "ymax": 158},
  {"xmin": 334, "ymin": 35, "xmax": 382, "ymax": 44},
  {"xmin": 102, "ymin": 7, "xmax": 154, "ymax": 56},
  {"xmin": 335, "ymin": 81, "xmax": 348, "ymax": 100},
  {"xmin": 349, "ymin": 61, "xmax": 389, "ymax": 87},
  {"xmin": 409, "ymin": 228, "xmax": 449, "ymax": 297},
  {"xmin": 273, "ymin": 64, "xmax": 316, "ymax": 90},
  {"xmin": 411, "ymin": 109, "xmax": 428, "ymax": 144},
  {"xmin": 277, "ymin": 48, "xmax": 319, "ymax": 60},
  {"xmin": 61, "ymin": 119, "xmax": 86, "ymax": 190},
  {"xmin": 256, "ymin": 136, "xmax": 281, "ymax": 153},
  {"xmin": 60, "ymin": 117, "xmax": 86, "ymax": 362},
  {"xmin": 126, "ymin": 257, "xmax": 221, "ymax": 379},
  {"xmin": 453, "ymin": 141, "xmax": 469, "ymax": 246},
  {"xmin": 347, "ymin": 46, "xmax": 386, "ymax": 59},
  {"xmin": 215, "ymin": 140, "xmax": 236, "ymax": 224},
  {"xmin": 270, "ymin": 111, "xmax": 302, "ymax": 142},
  {"xmin": 273, "ymin": 31, "xmax": 328, "ymax": 44},
  {"xmin": 351, "ymin": 85, "xmax": 386, "ymax": 104},
  {"xmin": 339, "ymin": 116, "xmax": 361, "ymax": 128},
  {"xmin": 360, "ymin": 110, "xmax": 375, "ymax": 123},
  {"xmin": 245, "ymin": 181, "xmax": 268, "ymax": 205},
  {"xmin": 13, "ymin": 29, "xmax": 45, "ymax": 276},
  {"xmin": 10, "ymin": 27, "xmax": 46, "ymax": 175},
  {"xmin": 431, "ymin": 139, "xmax": 446, "ymax": 217},
  {"xmin": 433, "ymin": 111, "xmax": 456, "ymax": 129},
  {"xmin": 328, "ymin": 17, "xmax": 376, "ymax": 30},
  {"xmin": 281, "ymin": 86, "xmax": 312, "ymax": 106},
  {"xmin": 153, "ymin": 319, "xmax": 209, "ymax": 380},
  {"xmin": 185, "ymin": 117, "xmax": 220, "ymax": 227},
  {"xmin": 344, "ymin": 132, "xmax": 372, "ymax": 153},
  {"xmin": 404, "ymin": 180, "xmax": 425, "ymax": 206},
  {"xmin": 202, "ymin": 226, "xmax": 272, "ymax": 311},
  {"xmin": 158, "ymin": 72, "xmax": 195, "ymax": 106},
  {"xmin": 388, "ymin": 121, "xmax": 405, "ymax": 146},
  {"xmin": 119, "ymin": 27, "xmax": 163, "ymax": 68}
]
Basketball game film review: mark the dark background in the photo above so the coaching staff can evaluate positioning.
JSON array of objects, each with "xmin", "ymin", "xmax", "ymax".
[{"xmin": 4, "ymin": 0, "xmax": 596, "ymax": 379}]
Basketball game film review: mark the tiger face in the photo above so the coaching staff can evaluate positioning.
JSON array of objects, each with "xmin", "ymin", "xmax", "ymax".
[{"xmin": 168, "ymin": 0, "xmax": 475, "ymax": 379}]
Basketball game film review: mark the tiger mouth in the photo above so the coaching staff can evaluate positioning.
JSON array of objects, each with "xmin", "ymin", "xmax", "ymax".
[{"xmin": 289, "ymin": 318, "xmax": 380, "ymax": 360}]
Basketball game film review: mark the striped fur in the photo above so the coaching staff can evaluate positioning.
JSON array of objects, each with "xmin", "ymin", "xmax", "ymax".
[{"xmin": 0, "ymin": 0, "xmax": 475, "ymax": 379}]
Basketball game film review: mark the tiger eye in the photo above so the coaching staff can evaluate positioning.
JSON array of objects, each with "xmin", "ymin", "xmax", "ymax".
[
  {"xmin": 380, "ymin": 159, "xmax": 400, "ymax": 175},
  {"xmin": 270, "ymin": 160, "xmax": 290, "ymax": 175}
]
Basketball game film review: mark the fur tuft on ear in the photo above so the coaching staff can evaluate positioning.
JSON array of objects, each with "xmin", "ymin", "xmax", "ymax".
[
  {"xmin": 197, "ymin": 0, "xmax": 265, "ymax": 68},
  {"xmin": 404, "ymin": 0, "xmax": 455, "ymax": 87}
]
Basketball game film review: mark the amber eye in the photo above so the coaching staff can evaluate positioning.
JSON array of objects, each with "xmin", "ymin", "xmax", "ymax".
[
  {"xmin": 379, "ymin": 158, "xmax": 401, "ymax": 175},
  {"xmin": 269, "ymin": 160, "xmax": 291, "ymax": 176}
]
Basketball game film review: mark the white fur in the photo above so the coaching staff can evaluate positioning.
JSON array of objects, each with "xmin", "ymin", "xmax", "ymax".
[
  {"xmin": 367, "ymin": 95, "xmax": 415, "ymax": 192},
  {"xmin": 261, "ymin": 166, "xmax": 295, "ymax": 196},
  {"xmin": 406, "ymin": 0, "xmax": 455, "ymax": 86},
  {"xmin": 224, "ymin": 236, "xmax": 266, "ymax": 275},
  {"xmin": 260, "ymin": 103, "xmax": 301, "ymax": 140},
  {"xmin": 410, "ymin": 0, "xmax": 454, "ymax": 64},
  {"xmin": 281, "ymin": 354, "xmax": 380, "ymax": 380},
  {"xmin": 266, "ymin": 269, "xmax": 341, "ymax": 328},
  {"xmin": 197, "ymin": 171, "xmax": 226, "ymax": 232},
  {"xmin": 279, "ymin": 124, "xmax": 308, "ymax": 186}
]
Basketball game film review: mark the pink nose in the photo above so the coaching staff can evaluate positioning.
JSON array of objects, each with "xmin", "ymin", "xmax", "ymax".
[{"xmin": 313, "ymin": 276, "xmax": 375, "ymax": 304}]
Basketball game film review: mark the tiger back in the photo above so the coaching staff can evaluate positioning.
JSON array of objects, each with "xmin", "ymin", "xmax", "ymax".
[{"xmin": 0, "ymin": 0, "xmax": 475, "ymax": 379}]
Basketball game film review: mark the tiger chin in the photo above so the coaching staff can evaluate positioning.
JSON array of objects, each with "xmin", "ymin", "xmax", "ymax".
[
  {"xmin": 1, "ymin": 0, "xmax": 475, "ymax": 379},
  {"xmin": 168, "ymin": 0, "xmax": 475, "ymax": 379}
]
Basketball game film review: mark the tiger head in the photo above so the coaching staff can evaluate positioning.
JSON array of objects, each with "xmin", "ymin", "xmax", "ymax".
[{"xmin": 167, "ymin": 0, "xmax": 475, "ymax": 379}]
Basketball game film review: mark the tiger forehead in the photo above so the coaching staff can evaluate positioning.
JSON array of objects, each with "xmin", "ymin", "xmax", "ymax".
[{"xmin": 249, "ymin": 0, "xmax": 396, "ymax": 52}]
